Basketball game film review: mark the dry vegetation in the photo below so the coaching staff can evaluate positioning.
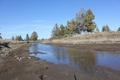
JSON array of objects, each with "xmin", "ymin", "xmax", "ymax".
[{"xmin": 47, "ymin": 32, "xmax": 120, "ymax": 44}]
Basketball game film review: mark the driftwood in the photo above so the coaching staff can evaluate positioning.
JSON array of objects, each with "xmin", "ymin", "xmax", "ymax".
[
  {"xmin": 0, "ymin": 42, "xmax": 10, "ymax": 49},
  {"xmin": 74, "ymin": 74, "xmax": 78, "ymax": 80}
]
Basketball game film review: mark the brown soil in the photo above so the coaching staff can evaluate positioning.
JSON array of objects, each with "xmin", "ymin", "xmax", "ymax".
[
  {"xmin": 47, "ymin": 43, "xmax": 120, "ymax": 52},
  {"xmin": 0, "ymin": 43, "xmax": 120, "ymax": 80}
]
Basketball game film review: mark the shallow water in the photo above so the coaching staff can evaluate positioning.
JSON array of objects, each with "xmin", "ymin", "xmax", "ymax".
[{"xmin": 29, "ymin": 43, "xmax": 120, "ymax": 71}]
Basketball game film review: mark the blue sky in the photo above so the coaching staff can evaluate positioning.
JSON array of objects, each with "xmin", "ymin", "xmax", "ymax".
[{"xmin": 0, "ymin": 0, "xmax": 120, "ymax": 39}]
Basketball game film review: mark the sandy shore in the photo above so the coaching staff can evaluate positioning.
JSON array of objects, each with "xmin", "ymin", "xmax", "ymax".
[{"xmin": 0, "ymin": 43, "xmax": 120, "ymax": 80}]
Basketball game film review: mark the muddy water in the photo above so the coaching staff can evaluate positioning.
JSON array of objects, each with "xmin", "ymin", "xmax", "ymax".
[{"xmin": 29, "ymin": 43, "xmax": 120, "ymax": 71}]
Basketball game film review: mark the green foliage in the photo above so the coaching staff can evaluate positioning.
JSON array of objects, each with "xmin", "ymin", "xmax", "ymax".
[
  {"xmin": 67, "ymin": 20, "xmax": 77, "ymax": 34},
  {"xmin": 26, "ymin": 34, "xmax": 29, "ymax": 41},
  {"xmin": 76, "ymin": 9, "xmax": 86, "ymax": 25},
  {"xmin": 85, "ymin": 9, "xmax": 95, "ymax": 21},
  {"xmin": 75, "ymin": 9, "xmax": 86, "ymax": 33},
  {"xmin": 30, "ymin": 31, "xmax": 38, "ymax": 41},
  {"xmin": 102, "ymin": 25, "xmax": 110, "ymax": 32},
  {"xmin": 117, "ymin": 27, "xmax": 120, "ymax": 32},
  {"xmin": 0, "ymin": 33, "xmax": 2, "ymax": 39},
  {"xmin": 59, "ymin": 24, "xmax": 66, "ymax": 36},
  {"xmin": 15, "ymin": 35, "xmax": 23, "ymax": 41},
  {"xmin": 52, "ymin": 24, "xmax": 60, "ymax": 38},
  {"xmin": 52, "ymin": 24, "xmax": 68, "ymax": 38},
  {"xmin": 85, "ymin": 9, "xmax": 96, "ymax": 32},
  {"xmin": 51, "ymin": 9, "xmax": 97, "ymax": 39}
]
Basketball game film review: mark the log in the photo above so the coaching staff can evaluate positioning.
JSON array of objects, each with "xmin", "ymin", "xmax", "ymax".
[
  {"xmin": 0, "ymin": 42, "xmax": 10, "ymax": 49},
  {"xmin": 74, "ymin": 74, "xmax": 77, "ymax": 80}
]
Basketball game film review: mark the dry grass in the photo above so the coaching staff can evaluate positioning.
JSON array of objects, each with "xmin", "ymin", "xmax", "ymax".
[{"xmin": 47, "ymin": 32, "xmax": 120, "ymax": 44}]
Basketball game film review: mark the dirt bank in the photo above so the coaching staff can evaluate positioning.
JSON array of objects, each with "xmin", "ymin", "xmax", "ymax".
[
  {"xmin": 43, "ymin": 32, "xmax": 120, "ymax": 45},
  {"xmin": 0, "ymin": 43, "xmax": 120, "ymax": 80},
  {"xmin": 48, "ymin": 43, "xmax": 120, "ymax": 51},
  {"xmin": 0, "ymin": 43, "xmax": 78, "ymax": 80}
]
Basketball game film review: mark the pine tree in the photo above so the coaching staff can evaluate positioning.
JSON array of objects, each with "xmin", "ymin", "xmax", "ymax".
[
  {"xmin": 67, "ymin": 20, "xmax": 77, "ymax": 34},
  {"xmin": 30, "ymin": 31, "xmax": 38, "ymax": 41},
  {"xmin": 117, "ymin": 27, "xmax": 120, "ymax": 32},
  {"xmin": 52, "ymin": 24, "xmax": 60, "ymax": 38},
  {"xmin": 19, "ymin": 36, "xmax": 23, "ymax": 41},
  {"xmin": 59, "ymin": 24, "xmax": 66, "ymax": 36},
  {"xmin": 26, "ymin": 34, "xmax": 29, "ymax": 41},
  {"xmin": 0, "ymin": 33, "xmax": 2, "ymax": 39},
  {"xmin": 102, "ymin": 25, "xmax": 110, "ymax": 32},
  {"xmin": 85, "ymin": 9, "xmax": 96, "ymax": 32},
  {"xmin": 15, "ymin": 35, "xmax": 23, "ymax": 41},
  {"xmin": 76, "ymin": 9, "xmax": 86, "ymax": 33}
]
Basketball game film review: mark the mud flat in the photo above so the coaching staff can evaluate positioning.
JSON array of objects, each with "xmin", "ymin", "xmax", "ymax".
[{"xmin": 0, "ymin": 43, "xmax": 120, "ymax": 80}]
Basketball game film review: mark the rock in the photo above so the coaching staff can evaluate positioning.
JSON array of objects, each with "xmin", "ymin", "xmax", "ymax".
[
  {"xmin": 0, "ymin": 47, "xmax": 10, "ymax": 57},
  {"xmin": 39, "ymin": 75, "xmax": 44, "ymax": 80},
  {"xmin": 45, "ymin": 66, "xmax": 49, "ymax": 70}
]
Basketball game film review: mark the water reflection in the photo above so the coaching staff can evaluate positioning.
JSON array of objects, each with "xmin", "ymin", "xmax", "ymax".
[
  {"xmin": 96, "ymin": 51, "xmax": 120, "ymax": 70},
  {"xmin": 29, "ymin": 43, "xmax": 120, "ymax": 71},
  {"xmin": 68, "ymin": 49, "xmax": 96, "ymax": 71},
  {"xmin": 30, "ymin": 43, "xmax": 40, "ymax": 54},
  {"xmin": 29, "ymin": 44, "xmax": 70, "ymax": 64}
]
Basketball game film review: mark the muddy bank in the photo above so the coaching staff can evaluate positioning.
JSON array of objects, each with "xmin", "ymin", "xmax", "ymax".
[
  {"xmin": 0, "ymin": 43, "xmax": 78, "ymax": 80},
  {"xmin": 0, "ymin": 43, "xmax": 120, "ymax": 80},
  {"xmin": 44, "ymin": 32, "xmax": 120, "ymax": 44},
  {"xmin": 0, "ymin": 43, "xmax": 26, "ymax": 57},
  {"xmin": 49, "ymin": 43, "xmax": 120, "ymax": 51}
]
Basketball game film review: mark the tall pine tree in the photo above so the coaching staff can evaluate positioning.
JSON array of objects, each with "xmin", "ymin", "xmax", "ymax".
[
  {"xmin": 30, "ymin": 31, "xmax": 38, "ymax": 41},
  {"xmin": 85, "ymin": 9, "xmax": 96, "ymax": 32},
  {"xmin": 26, "ymin": 34, "xmax": 29, "ymax": 41}
]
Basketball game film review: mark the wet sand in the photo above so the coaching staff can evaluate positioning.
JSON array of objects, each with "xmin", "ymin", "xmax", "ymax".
[{"xmin": 0, "ymin": 43, "xmax": 120, "ymax": 80}]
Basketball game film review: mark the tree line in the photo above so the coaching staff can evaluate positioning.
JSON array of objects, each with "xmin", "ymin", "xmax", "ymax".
[
  {"xmin": 51, "ymin": 9, "xmax": 120, "ymax": 39},
  {"xmin": 12, "ymin": 31, "xmax": 38, "ymax": 41}
]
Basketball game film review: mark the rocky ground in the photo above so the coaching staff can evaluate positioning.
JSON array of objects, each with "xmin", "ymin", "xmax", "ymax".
[{"xmin": 0, "ymin": 43, "xmax": 120, "ymax": 80}]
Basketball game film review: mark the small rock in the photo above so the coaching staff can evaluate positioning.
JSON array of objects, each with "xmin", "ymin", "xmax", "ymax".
[
  {"xmin": 45, "ymin": 66, "xmax": 49, "ymax": 70},
  {"xmin": 39, "ymin": 75, "xmax": 44, "ymax": 80}
]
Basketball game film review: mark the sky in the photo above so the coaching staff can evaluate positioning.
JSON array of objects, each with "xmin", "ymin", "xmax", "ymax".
[{"xmin": 0, "ymin": 0, "xmax": 120, "ymax": 39}]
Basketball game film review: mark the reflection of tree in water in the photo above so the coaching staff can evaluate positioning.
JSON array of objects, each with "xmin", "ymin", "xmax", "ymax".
[
  {"xmin": 30, "ymin": 44, "xmax": 39, "ymax": 54},
  {"xmin": 52, "ymin": 46, "xmax": 69, "ymax": 62},
  {"xmin": 68, "ymin": 48, "xmax": 96, "ymax": 72}
]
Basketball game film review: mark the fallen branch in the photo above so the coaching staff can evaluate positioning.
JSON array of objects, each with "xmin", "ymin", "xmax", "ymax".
[{"xmin": 0, "ymin": 42, "xmax": 11, "ymax": 50}]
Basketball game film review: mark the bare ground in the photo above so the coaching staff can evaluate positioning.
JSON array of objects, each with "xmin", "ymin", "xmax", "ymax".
[
  {"xmin": 0, "ymin": 43, "xmax": 120, "ymax": 80},
  {"xmin": 51, "ymin": 43, "xmax": 120, "ymax": 51}
]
